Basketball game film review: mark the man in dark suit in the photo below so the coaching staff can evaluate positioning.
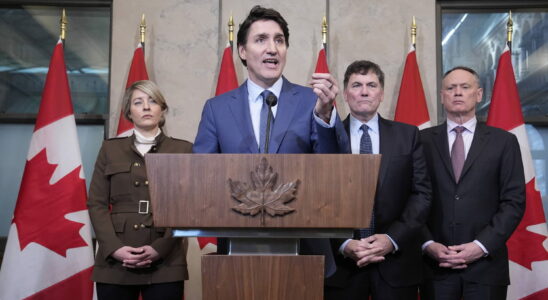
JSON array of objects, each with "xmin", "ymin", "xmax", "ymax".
[
  {"xmin": 325, "ymin": 60, "xmax": 431, "ymax": 300},
  {"xmin": 193, "ymin": 5, "xmax": 347, "ymax": 274},
  {"xmin": 420, "ymin": 66, "xmax": 525, "ymax": 300}
]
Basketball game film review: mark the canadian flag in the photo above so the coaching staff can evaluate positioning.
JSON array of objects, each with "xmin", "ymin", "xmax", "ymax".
[
  {"xmin": 116, "ymin": 43, "xmax": 149, "ymax": 137},
  {"xmin": 314, "ymin": 44, "xmax": 329, "ymax": 74},
  {"xmin": 394, "ymin": 44, "xmax": 430, "ymax": 129},
  {"xmin": 0, "ymin": 40, "xmax": 95, "ymax": 299},
  {"xmin": 314, "ymin": 44, "xmax": 335, "ymax": 108},
  {"xmin": 486, "ymin": 45, "xmax": 548, "ymax": 300},
  {"xmin": 214, "ymin": 42, "xmax": 239, "ymax": 96}
]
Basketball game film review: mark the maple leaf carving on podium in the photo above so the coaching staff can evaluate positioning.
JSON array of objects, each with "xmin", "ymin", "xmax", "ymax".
[
  {"xmin": 229, "ymin": 158, "xmax": 299, "ymax": 224},
  {"xmin": 13, "ymin": 149, "xmax": 88, "ymax": 257}
]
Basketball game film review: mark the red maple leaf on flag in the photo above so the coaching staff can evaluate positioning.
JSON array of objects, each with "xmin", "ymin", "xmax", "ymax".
[
  {"xmin": 13, "ymin": 149, "xmax": 88, "ymax": 257},
  {"xmin": 507, "ymin": 179, "xmax": 548, "ymax": 270},
  {"xmin": 487, "ymin": 47, "xmax": 548, "ymax": 272}
]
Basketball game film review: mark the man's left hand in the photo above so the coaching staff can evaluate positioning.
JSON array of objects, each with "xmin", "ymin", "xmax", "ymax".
[
  {"xmin": 355, "ymin": 234, "xmax": 394, "ymax": 267},
  {"xmin": 311, "ymin": 73, "xmax": 338, "ymax": 122},
  {"xmin": 444, "ymin": 242, "xmax": 485, "ymax": 269}
]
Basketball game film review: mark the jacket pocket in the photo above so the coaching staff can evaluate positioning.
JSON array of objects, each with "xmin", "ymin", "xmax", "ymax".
[
  {"xmin": 105, "ymin": 163, "xmax": 132, "ymax": 196},
  {"xmin": 105, "ymin": 163, "xmax": 131, "ymax": 176},
  {"xmin": 111, "ymin": 214, "xmax": 127, "ymax": 233}
]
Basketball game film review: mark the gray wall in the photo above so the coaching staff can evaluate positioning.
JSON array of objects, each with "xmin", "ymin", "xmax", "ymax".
[{"xmin": 109, "ymin": 0, "xmax": 438, "ymax": 140}]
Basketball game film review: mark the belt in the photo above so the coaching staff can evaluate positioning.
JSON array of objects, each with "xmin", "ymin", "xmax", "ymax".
[{"xmin": 110, "ymin": 200, "xmax": 150, "ymax": 214}]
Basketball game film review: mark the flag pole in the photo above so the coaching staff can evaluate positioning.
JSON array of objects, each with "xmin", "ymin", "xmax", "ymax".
[
  {"xmin": 507, "ymin": 11, "xmax": 513, "ymax": 49},
  {"xmin": 321, "ymin": 15, "xmax": 328, "ymax": 55},
  {"xmin": 60, "ymin": 9, "xmax": 67, "ymax": 44},
  {"xmin": 140, "ymin": 13, "xmax": 146, "ymax": 54},
  {"xmin": 411, "ymin": 16, "xmax": 417, "ymax": 48},
  {"xmin": 228, "ymin": 14, "xmax": 234, "ymax": 48}
]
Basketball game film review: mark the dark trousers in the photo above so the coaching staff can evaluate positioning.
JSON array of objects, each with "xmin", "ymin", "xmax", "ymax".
[
  {"xmin": 421, "ymin": 273, "xmax": 507, "ymax": 300},
  {"xmin": 96, "ymin": 281, "xmax": 184, "ymax": 300},
  {"xmin": 325, "ymin": 264, "xmax": 418, "ymax": 300}
]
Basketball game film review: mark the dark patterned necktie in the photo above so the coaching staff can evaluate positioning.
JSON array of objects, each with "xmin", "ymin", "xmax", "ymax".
[
  {"xmin": 356, "ymin": 124, "xmax": 375, "ymax": 238},
  {"xmin": 259, "ymin": 90, "xmax": 272, "ymax": 153},
  {"xmin": 451, "ymin": 126, "xmax": 465, "ymax": 182},
  {"xmin": 359, "ymin": 124, "xmax": 372, "ymax": 154}
]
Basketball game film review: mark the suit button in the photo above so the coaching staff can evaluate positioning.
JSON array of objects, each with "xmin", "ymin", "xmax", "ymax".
[
  {"xmin": 140, "ymin": 224, "xmax": 146, "ymax": 228},
  {"xmin": 151, "ymin": 146, "xmax": 158, "ymax": 152},
  {"xmin": 133, "ymin": 224, "xmax": 139, "ymax": 230},
  {"xmin": 133, "ymin": 162, "xmax": 141, "ymax": 167},
  {"xmin": 134, "ymin": 181, "xmax": 140, "ymax": 187},
  {"xmin": 454, "ymin": 195, "xmax": 460, "ymax": 200},
  {"xmin": 144, "ymin": 180, "xmax": 149, "ymax": 186}
]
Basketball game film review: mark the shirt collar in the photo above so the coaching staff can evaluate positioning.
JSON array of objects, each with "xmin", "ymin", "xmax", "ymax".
[
  {"xmin": 447, "ymin": 116, "xmax": 477, "ymax": 134},
  {"xmin": 350, "ymin": 113, "xmax": 379, "ymax": 135},
  {"xmin": 247, "ymin": 77, "xmax": 283, "ymax": 103}
]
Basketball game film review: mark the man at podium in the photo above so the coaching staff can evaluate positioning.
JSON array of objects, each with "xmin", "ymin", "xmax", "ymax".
[
  {"xmin": 325, "ymin": 60, "xmax": 432, "ymax": 300},
  {"xmin": 193, "ymin": 5, "xmax": 348, "ymax": 273},
  {"xmin": 193, "ymin": 5, "xmax": 345, "ymax": 155}
]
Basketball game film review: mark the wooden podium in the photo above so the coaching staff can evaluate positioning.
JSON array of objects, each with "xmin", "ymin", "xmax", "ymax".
[{"xmin": 145, "ymin": 154, "xmax": 380, "ymax": 300}]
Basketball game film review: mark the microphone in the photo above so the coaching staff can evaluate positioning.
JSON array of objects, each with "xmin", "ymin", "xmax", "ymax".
[{"xmin": 264, "ymin": 93, "xmax": 278, "ymax": 153}]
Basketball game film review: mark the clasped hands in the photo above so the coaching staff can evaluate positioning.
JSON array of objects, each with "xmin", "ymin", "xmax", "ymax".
[
  {"xmin": 112, "ymin": 245, "xmax": 160, "ymax": 269},
  {"xmin": 343, "ymin": 234, "xmax": 394, "ymax": 268},
  {"xmin": 425, "ymin": 241, "xmax": 485, "ymax": 269}
]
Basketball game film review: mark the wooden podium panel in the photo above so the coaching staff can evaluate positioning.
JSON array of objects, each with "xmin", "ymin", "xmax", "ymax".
[
  {"xmin": 146, "ymin": 154, "xmax": 380, "ymax": 229},
  {"xmin": 202, "ymin": 255, "xmax": 324, "ymax": 300}
]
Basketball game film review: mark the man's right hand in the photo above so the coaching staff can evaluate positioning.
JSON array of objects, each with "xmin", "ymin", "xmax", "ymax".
[
  {"xmin": 343, "ymin": 239, "xmax": 385, "ymax": 268},
  {"xmin": 425, "ymin": 242, "xmax": 467, "ymax": 269}
]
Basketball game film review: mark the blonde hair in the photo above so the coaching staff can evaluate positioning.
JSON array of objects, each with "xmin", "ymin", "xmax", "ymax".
[{"xmin": 123, "ymin": 80, "xmax": 169, "ymax": 128}]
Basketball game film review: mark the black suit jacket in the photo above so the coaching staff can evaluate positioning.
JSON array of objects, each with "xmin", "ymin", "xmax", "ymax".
[
  {"xmin": 326, "ymin": 115, "xmax": 431, "ymax": 288},
  {"xmin": 420, "ymin": 122, "xmax": 525, "ymax": 285}
]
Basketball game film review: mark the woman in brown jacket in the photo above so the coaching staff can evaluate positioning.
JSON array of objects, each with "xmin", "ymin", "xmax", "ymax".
[{"xmin": 88, "ymin": 80, "xmax": 191, "ymax": 300}]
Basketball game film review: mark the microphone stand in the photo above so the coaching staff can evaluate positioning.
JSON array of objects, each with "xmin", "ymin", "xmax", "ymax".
[{"xmin": 264, "ymin": 94, "xmax": 278, "ymax": 153}]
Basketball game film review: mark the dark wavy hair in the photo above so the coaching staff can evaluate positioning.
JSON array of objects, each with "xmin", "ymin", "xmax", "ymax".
[
  {"xmin": 237, "ymin": 5, "xmax": 289, "ymax": 66},
  {"xmin": 343, "ymin": 60, "xmax": 385, "ymax": 89}
]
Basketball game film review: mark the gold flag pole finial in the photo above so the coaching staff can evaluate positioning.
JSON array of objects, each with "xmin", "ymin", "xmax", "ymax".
[
  {"xmin": 140, "ymin": 14, "xmax": 146, "ymax": 44},
  {"xmin": 60, "ymin": 9, "xmax": 68, "ymax": 41},
  {"xmin": 228, "ymin": 14, "xmax": 234, "ymax": 44},
  {"xmin": 507, "ymin": 11, "xmax": 513, "ymax": 43},
  {"xmin": 321, "ymin": 16, "xmax": 328, "ymax": 45},
  {"xmin": 411, "ymin": 16, "xmax": 417, "ymax": 46}
]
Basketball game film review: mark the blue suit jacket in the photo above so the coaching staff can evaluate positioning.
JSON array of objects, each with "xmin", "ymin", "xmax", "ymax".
[
  {"xmin": 193, "ymin": 77, "xmax": 346, "ymax": 154},
  {"xmin": 193, "ymin": 77, "xmax": 348, "ymax": 277}
]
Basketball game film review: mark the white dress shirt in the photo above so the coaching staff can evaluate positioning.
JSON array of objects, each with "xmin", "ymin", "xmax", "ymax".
[
  {"xmin": 447, "ymin": 117, "xmax": 476, "ymax": 159},
  {"xmin": 340, "ymin": 114, "xmax": 399, "ymax": 254},
  {"xmin": 246, "ymin": 77, "xmax": 337, "ymax": 149}
]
